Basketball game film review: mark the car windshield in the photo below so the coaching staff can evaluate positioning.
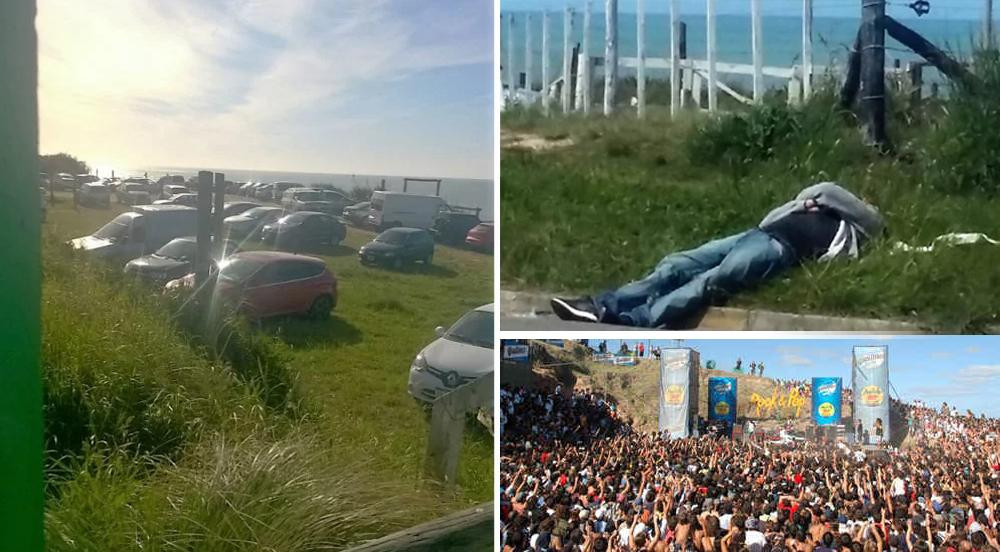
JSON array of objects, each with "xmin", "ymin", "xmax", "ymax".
[
  {"xmin": 443, "ymin": 310, "xmax": 493, "ymax": 349},
  {"xmin": 295, "ymin": 191, "xmax": 322, "ymax": 202},
  {"xmin": 243, "ymin": 207, "xmax": 278, "ymax": 219},
  {"xmin": 93, "ymin": 214, "xmax": 133, "ymax": 241},
  {"xmin": 125, "ymin": 184, "xmax": 146, "ymax": 193},
  {"xmin": 155, "ymin": 239, "xmax": 196, "ymax": 260},
  {"xmin": 375, "ymin": 229, "xmax": 409, "ymax": 244},
  {"xmin": 217, "ymin": 257, "xmax": 266, "ymax": 283}
]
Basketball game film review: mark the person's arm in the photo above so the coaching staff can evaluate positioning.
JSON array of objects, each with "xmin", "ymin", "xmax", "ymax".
[
  {"xmin": 800, "ymin": 181, "xmax": 885, "ymax": 237},
  {"xmin": 629, "ymin": 513, "xmax": 639, "ymax": 550}
]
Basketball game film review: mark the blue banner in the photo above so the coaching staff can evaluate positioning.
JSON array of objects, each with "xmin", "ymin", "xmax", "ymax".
[
  {"xmin": 811, "ymin": 377, "xmax": 842, "ymax": 426},
  {"xmin": 708, "ymin": 377, "xmax": 737, "ymax": 426},
  {"xmin": 501, "ymin": 342, "xmax": 530, "ymax": 363}
]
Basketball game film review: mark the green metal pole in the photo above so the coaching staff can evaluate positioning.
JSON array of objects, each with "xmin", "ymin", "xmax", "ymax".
[{"xmin": 0, "ymin": 0, "xmax": 44, "ymax": 549}]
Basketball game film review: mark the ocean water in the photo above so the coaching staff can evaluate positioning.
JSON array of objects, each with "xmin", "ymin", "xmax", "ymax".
[
  {"xmin": 502, "ymin": 11, "xmax": 981, "ymax": 87},
  {"xmin": 114, "ymin": 166, "xmax": 494, "ymax": 219}
]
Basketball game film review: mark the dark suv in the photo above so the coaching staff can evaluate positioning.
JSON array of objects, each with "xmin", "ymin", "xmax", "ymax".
[{"xmin": 358, "ymin": 227, "xmax": 435, "ymax": 268}]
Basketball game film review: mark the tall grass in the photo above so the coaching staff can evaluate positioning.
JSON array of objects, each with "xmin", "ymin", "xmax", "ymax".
[
  {"xmin": 500, "ymin": 51, "xmax": 1000, "ymax": 330},
  {"xmin": 45, "ymin": 433, "xmax": 451, "ymax": 552},
  {"xmin": 41, "ymin": 235, "xmax": 462, "ymax": 549}
]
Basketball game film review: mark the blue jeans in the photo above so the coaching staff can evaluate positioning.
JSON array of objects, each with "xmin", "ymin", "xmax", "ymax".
[{"xmin": 595, "ymin": 229, "xmax": 796, "ymax": 327}]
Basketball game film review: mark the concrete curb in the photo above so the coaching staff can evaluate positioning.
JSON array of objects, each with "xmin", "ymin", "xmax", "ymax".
[{"xmin": 500, "ymin": 290, "xmax": 929, "ymax": 333}]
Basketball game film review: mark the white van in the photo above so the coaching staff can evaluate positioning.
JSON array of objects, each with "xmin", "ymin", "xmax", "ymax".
[
  {"xmin": 367, "ymin": 191, "xmax": 447, "ymax": 230},
  {"xmin": 69, "ymin": 205, "xmax": 199, "ymax": 264}
]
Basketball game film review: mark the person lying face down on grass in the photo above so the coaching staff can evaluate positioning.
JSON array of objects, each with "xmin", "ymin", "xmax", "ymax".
[{"xmin": 550, "ymin": 182, "xmax": 884, "ymax": 328}]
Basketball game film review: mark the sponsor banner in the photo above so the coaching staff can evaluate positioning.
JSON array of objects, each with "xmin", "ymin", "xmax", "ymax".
[
  {"xmin": 853, "ymin": 346, "xmax": 890, "ymax": 443},
  {"xmin": 812, "ymin": 377, "xmax": 843, "ymax": 426},
  {"xmin": 543, "ymin": 339, "xmax": 565, "ymax": 347},
  {"xmin": 501, "ymin": 343, "xmax": 529, "ymax": 363},
  {"xmin": 613, "ymin": 355, "xmax": 637, "ymax": 366},
  {"xmin": 708, "ymin": 377, "xmax": 738, "ymax": 426},
  {"xmin": 659, "ymin": 349, "xmax": 697, "ymax": 438}
]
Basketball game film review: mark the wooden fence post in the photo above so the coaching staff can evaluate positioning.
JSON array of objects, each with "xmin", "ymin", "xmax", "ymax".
[
  {"xmin": 582, "ymin": 0, "xmax": 592, "ymax": 113},
  {"xmin": 525, "ymin": 14, "xmax": 533, "ymax": 91},
  {"xmin": 861, "ymin": 0, "xmax": 888, "ymax": 148},
  {"xmin": 604, "ymin": 0, "xmax": 618, "ymax": 115},
  {"xmin": 563, "ymin": 6, "xmax": 574, "ymax": 113},
  {"xmin": 212, "ymin": 172, "xmax": 226, "ymax": 260},
  {"xmin": 543, "ymin": 11, "xmax": 551, "ymax": 114},
  {"xmin": 907, "ymin": 61, "xmax": 923, "ymax": 106},
  {"xmin": 636, "ymin": 0, "xmax": 646, "ymax": 118},
  {"xmin": 751, "ymin": 0, "xmax": 763, "ymax": 103},
  {"xmin": 707, "ymin": 0, "xmax": 718, "ymax": 112},
  {"xmin": 803, "ymin": 0, "xmax": 813, "ymax": 101},
  {"xmin": 670, "ymin": 0, "xmax": 680, "ymax": 118},
  {"xmin": 0, "ymin": 0, "xmax": 43, "ymax": 548},
  {"xmin": 425, "ymin": 373, "xmax": 493, "ymax": 484},
  {"xmin": 195, "ymin": 171, "xmax": 214, "ymax": 287}
]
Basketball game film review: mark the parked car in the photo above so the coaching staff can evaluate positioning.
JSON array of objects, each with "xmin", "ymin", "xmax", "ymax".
[
  {"xmin": 465, "ymin": 222, "xmax": 493, "ymax": 252},
  {"xmin": 260, "ymin": 211, "xmax": 346, "ymax": 251},
  {"xmin": 253, "ymin": 184, "xmax": 274, "ymax": 201},
  {"xmin": 165, "ymin": 251, "xmax": 337, "ymax": 320},
  {"xmin": 69, "ymin": 205, "xmax": 198, "ymax": 263},
  {"xmin": 55, "ymin": 173, "xmax": 76, "ymax": 190},
  {"xmin": 433, "ymin": 211, "xmax": 481, "ymax": 245},
  {"xmin": 75, "ymin": 174, "xmax": 99, "ymax": 187},
  {"xmin": 222, "ymin": 206, "xmax": 283, "ymax": 240},
  {"xmin": 358, "ymin": 227, "xmax": 434, "ymax": 268},
  {"xmin": 219, "ymin": 201, "xmax": 259, "ymax": 218},
  {"xmin": 281, "ymin": 188, "xmax": 328, "ymax": 212},
  {"xmin": 74, "ymin": 182, "xmax": 112, "ymax": 208},
  {"xmin": 367, "ymin": 191, "xmax": 447, "ymax": 230},
  {"xmin": 161, "ymin": 184, "xmax": 189, "ymax": 199},
  {"xmin": 124, "ymin": 236, "xmax": 239, "ymax": 284},
  {"xmin": 153, "ymin": 192, "xmax": 198, "ymax": 207},
  {"xmin": 270, "ymin": 181, "xmax": 301, "ymax": 202},
  {"xmin": 407, "ymin": 303, "xmax": 494, "ymax": 402},
  {"xmin": 238, "ymin": 182, "xmax": 256, "ymax": 196},
  {"xmin": 116, "ymin": 182, "xmax": 152, "ymax": 205},
  {"xmin": 342, "ymin": 201, "xmax": 371, "ymax": 226}
]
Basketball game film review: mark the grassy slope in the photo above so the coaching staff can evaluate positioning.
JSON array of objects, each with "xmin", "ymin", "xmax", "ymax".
[
  {"xmin": 500, "ymin": 97, "xmax": 1000, "ymax": 332},
  {"xmin": 43, "ymin": 196, "xmax": 492, "ymax": 505}
]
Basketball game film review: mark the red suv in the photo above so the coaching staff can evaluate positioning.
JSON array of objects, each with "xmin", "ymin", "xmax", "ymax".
[
  {"xmin": 167, "ymin": 251, "xmax": 337, "ymax": 320},
  {"xmin": 465, "ymin": 222, "xmax": 493, "ymax": 252}
]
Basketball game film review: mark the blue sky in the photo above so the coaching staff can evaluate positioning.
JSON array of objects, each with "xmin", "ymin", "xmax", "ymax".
[
  {"xmin": 38, "ymin": 0, "xmax": 493, "ymax": 179},
  {"xmin": 587, "ymin": 337, "xmax": 1000, "ymax": 416},
  {"xmin": 500, "ymin": 0, "xmax": 986, "ymax": 20}
]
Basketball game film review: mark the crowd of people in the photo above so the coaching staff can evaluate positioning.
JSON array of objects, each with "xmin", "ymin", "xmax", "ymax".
[{"xmin": 500, "ymin": 384, "xmax": 1000, "ymax": 552}]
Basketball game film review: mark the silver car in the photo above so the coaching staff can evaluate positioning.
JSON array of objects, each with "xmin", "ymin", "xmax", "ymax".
[{"xmin": 408, "ymin": 303, "xmax": 494, "ymax": 403}]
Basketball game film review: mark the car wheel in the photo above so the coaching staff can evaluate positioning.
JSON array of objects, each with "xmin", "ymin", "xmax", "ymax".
[
  {"xmin": 308, "ymin": 294, "xmax": 333, "ymax": 320},
  {"xmin": 424, "ymin": 252, "xmax": 433, "ymax": 265}
]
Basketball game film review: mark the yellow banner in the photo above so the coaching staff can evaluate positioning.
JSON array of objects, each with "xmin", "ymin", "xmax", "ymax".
[{"xmin": 750, "ymin": 387, "xmax": 807, "ymax": 418}]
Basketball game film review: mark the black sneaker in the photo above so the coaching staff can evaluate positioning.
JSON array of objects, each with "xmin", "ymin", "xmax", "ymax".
[{"xmin": 550, "ymin": 296, "xmax": 601, "ymax": 323}]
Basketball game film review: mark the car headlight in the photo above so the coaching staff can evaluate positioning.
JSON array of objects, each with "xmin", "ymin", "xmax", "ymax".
[{"xmin": 412, "ymin": 353, "xmax": 428, "ymax": 372}]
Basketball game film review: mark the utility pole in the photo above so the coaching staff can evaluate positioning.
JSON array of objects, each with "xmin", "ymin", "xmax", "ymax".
[
  {"xmin": 860, "ymin": 0, "xmax": 888, "ymax": 148},
  {"xmin": 582, "ymin": 0, "xmax": 592, "ymax": 113}
]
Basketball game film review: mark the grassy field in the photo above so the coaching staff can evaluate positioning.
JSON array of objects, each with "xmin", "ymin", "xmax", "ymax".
[
  {"xmin": 42, "ymin": 194, "xmax": 493, "ymax": 549},
  {"xmin": 501, "ymin": 66, "xmax": 1000, "ymax": 332}
]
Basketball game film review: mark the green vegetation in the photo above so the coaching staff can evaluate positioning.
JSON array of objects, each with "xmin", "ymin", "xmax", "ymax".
[
  {"xmin": 42, "ymin": 195, "xmax": 492, "ymax": 550},
  {"xmin": 501, "ymin": 57, "xmax": 1000, "ymax": 332},
  {"xmin": 39, "ymin": 153, "xmax": 89, "ymax": 176}
]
